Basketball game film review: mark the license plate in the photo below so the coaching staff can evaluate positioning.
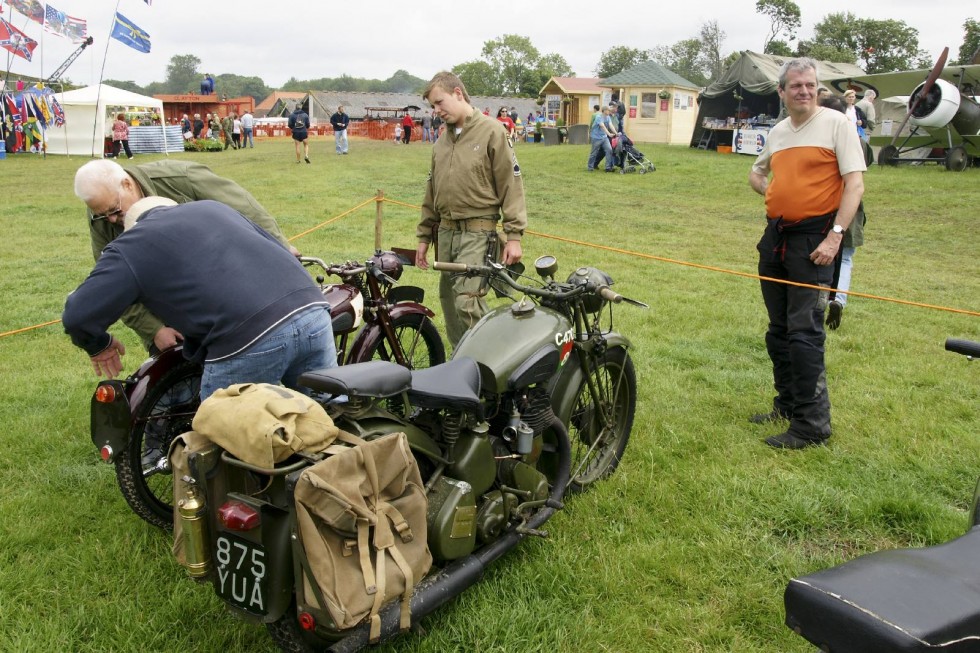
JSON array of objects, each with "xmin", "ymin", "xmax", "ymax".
[{"xmin": 215, "ymin": 533, "xmax": 267, "ymax": 615}]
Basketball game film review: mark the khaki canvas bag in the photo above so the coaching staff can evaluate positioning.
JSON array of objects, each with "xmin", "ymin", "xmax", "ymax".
[{"xmin": 293, "ymin": 431, "xmax": 431, "ymax": 642}]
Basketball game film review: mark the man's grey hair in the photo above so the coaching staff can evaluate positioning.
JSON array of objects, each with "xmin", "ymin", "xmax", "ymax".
[
  {"xmin": 862, "ymin": 89, "xmax": 877, "ymax": 100},
  {"xmin": 778, "ymin": 57, "xmax": 819, "ymax": 90},
  {"xmin": 73, "ymin": 159, "xmax": 129, "ymax": 203}
]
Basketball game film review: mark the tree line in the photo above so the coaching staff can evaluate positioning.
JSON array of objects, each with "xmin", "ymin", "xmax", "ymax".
[{"xmin": 102, "ymin": 8, "xmax": 978, "ymax": 102}]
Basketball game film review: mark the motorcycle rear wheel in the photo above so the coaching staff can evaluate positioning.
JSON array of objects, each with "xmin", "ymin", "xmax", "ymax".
[
  {"xmin": 565, "ymin": 347, "xmax": 636, "ymax": 492},
  {"xmin": 116, "ymin": 361, "xmax": 201, "ymax": 530},
  {"xmin": 363, "ymin": 313, "xmax": 445, "ymax": 369}
]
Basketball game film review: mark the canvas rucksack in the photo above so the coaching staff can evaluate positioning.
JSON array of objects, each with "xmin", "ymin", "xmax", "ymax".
[{"xmin": 293, "ymin": 431, "xmax": 431, "ymax": 642}]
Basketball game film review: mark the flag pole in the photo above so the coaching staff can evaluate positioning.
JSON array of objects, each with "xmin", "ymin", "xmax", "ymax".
[{"xmin": 91, "ymin": 0, "xmax": 122, "ymax": 158}]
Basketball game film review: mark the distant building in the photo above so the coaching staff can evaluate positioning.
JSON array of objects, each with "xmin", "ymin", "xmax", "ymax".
[{"xmin": 601, "ymin": 61, "xmax": 701, "ymax": 145}]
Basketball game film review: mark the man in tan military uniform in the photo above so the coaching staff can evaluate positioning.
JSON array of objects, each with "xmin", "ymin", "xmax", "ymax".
[{"xmin": 415, "ymin": 71, "xmax": 528, "ymax": 347}]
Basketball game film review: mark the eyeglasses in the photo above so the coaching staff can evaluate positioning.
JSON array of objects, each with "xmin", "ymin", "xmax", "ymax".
[{"xmin": 90, "ymin": 206, "xmax": 125, "ymax": 222}]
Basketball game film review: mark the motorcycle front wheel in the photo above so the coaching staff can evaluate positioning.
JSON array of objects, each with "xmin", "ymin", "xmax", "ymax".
[
  {"xmin": 565, "ymin": 347, "xmax": 636, "ymax": 493},
  {"xmin": 116, "ymin": 361, "xmax": 202, "ymax": 530},
  {"xmin": 363, "ymin": 313, "xmax": 445, "ymax": 369}
]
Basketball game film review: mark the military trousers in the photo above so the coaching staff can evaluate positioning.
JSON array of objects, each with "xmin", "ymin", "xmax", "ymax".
[{"xmin": 437, "ymin": 224, "xmax": 496, "ymax": 347}]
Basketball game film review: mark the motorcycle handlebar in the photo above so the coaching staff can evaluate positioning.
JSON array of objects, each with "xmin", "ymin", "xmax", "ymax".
[
  {"xmin": 300, "ymin": 256, "xmax": 367, "ymax": 279},
  {"xmin": 433, "ymin": 260, "xmax": 613, "ymax": 303},
  {"xmin": 945, "ymin": 338, "xmax": 980, "ymax": 358}
]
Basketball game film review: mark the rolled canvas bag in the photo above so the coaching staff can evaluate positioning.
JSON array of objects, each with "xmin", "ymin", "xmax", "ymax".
[{"xmin": 293, "ymin": 431, "xmax": 431, "ymax": 642}]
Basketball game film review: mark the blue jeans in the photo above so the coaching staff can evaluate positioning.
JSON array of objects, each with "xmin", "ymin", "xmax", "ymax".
[
  {"xmin": 243, "ymin": 127, "xmax": 253, "ymax": 148},
  {"xmin": 834, "ymin": 246, "xmax": 854, "ymax": 306},
  {"xmin": 334, "ymin": 130, "xmax": 348, "ymax": 153},
  {"xmin": 200, "ymin": 306, "xmax": 336, "ymax": 400},
  {"xmin": 587, "ymin": 137, "xmax": 613, "ymax": 171}
]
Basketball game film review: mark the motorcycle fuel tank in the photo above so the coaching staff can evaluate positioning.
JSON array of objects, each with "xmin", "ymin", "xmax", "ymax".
[{"xmin": 453, "ymin": 301, "xmax": 573, "ymax": 394}]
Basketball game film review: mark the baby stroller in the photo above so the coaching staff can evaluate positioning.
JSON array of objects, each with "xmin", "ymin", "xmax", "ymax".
[{"xmin": 614, "ymin": 132, "xmax": 656, "ymax": 174}]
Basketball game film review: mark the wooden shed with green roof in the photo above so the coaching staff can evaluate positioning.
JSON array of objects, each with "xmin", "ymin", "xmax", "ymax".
[{"xmin": 601, "ymin": 61, "xmax": 701, "ymax": 145}]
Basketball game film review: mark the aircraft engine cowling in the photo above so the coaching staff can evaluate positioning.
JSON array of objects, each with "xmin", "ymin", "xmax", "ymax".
[{"xmin": 909, "ymin": 78, "xmax": 980, "ymax": 135}]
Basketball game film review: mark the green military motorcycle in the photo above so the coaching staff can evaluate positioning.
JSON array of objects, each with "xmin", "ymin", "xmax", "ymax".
[{"xmin": 174, "ymin": 255, "xmax": 645, "ymax": 651}]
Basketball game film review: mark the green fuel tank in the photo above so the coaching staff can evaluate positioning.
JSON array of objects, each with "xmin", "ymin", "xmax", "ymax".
[{"xmin": 452, "ymin": 299, "xmax": 574, "ymax": 394}]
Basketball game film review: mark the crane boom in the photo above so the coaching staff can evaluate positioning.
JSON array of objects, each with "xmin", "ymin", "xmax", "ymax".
[{"xmin": 45, "ymin": 36, "xmax": 95, "ymax": 84}]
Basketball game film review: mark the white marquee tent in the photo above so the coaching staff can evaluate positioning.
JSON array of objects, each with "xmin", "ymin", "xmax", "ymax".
[{"xmin": 45, "ymin": 84, "xmax": 171, "ymax": 157}]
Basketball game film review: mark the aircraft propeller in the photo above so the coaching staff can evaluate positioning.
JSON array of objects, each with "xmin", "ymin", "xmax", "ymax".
[{"xmin": 887, "ymin": 47, "xmax": 949, "ymax": 149}]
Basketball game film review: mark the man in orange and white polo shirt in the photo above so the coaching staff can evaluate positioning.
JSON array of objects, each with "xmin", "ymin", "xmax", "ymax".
[{"xmin": 748, "ymin": 57, "xmax": 866, "ymax": 450}]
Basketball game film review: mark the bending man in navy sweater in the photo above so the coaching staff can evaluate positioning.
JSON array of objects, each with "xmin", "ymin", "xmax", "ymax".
[{"xmin": 63, "ymin": 197, "xmax": 335, "ymax": 400}]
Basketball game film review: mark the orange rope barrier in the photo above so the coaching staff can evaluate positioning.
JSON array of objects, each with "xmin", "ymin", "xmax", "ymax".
[{"xmin": 3, "ymin": 194, "xmax": 976, "ymax": 340}]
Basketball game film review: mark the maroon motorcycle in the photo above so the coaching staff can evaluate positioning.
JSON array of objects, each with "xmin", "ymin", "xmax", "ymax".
[{"xmin": 90, "ymin": 250, "xmax": 445, "ymax": 530}]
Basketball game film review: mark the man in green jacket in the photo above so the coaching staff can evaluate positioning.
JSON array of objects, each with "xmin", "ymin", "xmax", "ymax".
[
  {"xmin": 74, "ymin": 159, "xmax": 298, "ymax": 353},
  {"xmin": 415, "ymin": 71, "xmax": 528, "ymax": 347}
]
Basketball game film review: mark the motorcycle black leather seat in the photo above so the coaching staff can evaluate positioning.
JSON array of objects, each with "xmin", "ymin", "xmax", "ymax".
[
  {"xmin": 299, "ymin": 361, "xmax": 411, "ymax": 398},
  {"xmin": 784, "ymin": 527, "xmax": 980, "ymax": 652},
  {"xmin": 407, "ymin": 357, "xmax": 482, "ymax": 416}
]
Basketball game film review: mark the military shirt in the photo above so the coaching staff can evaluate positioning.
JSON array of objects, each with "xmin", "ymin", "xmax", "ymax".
[{"xmin": 417, "ymin": 108, "xmax": 527, "ymax": 244}]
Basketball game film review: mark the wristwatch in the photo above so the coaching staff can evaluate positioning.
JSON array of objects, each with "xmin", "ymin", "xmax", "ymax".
[{"xmin": 832, "ymin": 224, "xmax": 845, "ymax": 235}]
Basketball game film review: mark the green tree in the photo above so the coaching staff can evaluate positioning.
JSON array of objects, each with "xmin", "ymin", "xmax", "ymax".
[
  {"xmin": 765, "ymin": 39, "xmax": 796, "ymax": 56},
  {"xmin": 530, "ymin": 53, "xmax": 573, "ymax": 94},
  {"xmin": 212, "ymin": 74, "xmax": 270, "ymax": 102},
  {"xmin": 103, "ymin": 79, "xmax": 146, "ymax": 94},
  {"xmin": 652, "ymin": 38, "xmax": 709, "ymax": 87},
  {"xmin": 384, "ymin": 70, "xmax": 425, "ymax": 94},
  {"xmin": 756, "ymin": 0, "xmax": 801, "ymax": 53},
  {"xmin": 481, "ymin": 34, "xmax": 540, "ymax": 95},
  {"xmin": 955, "ymin": 18, "xmax": 980, "ymax": 65},
  {"xmin": 452, "ymin": 61, "xmax": 498, "ymax": 97},
  {"xmin": 164, "ymin": 54, "xmax": 201, "ymax": 94},
  {"xmin": 594, "ymin": 46, "xmax": 651, "ymax": 78},
  {"xmin": 809, "ymin": 13, "xmax": 924, "ymax": 73}
]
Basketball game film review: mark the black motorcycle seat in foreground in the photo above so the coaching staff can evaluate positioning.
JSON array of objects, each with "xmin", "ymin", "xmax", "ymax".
[
  {"xmin": 784, "ymin": 527, "xmax": 980, "ymax": 652},
  {"xmin": 408, "ymin": 357, "xmax": 482, "ymax": 413},
  {"xmin": 299, "ymin": 360, "xmax": 411, "ymax": 397}
]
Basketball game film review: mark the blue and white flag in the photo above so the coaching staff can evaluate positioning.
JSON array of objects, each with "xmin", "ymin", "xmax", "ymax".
[{"xmin": 110, "ymin": 11, "xmax": 150, "ymax": 53}]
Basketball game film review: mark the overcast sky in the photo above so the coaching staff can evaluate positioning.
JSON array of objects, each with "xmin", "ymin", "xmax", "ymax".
[{"xmin": 2, "ymin": 0, "xmax": 967, "ymax": 90}]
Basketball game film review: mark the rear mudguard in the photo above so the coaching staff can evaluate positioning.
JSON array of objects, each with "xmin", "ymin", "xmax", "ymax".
[
  {"xmin": 347, "ymin": 300, "xmax": 435, "ymax": 364},
  {"xmin": 90, "ymin": 345, "xmax": 196, "ymax": 461},
  {"xmin": 547, "ymin": 333, "xmax": 632, "ymax": 425}
]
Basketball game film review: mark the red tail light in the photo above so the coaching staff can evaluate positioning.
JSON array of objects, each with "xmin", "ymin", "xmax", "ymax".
[
  {"xmin": 95, "ymin": 384, "xmax": 117, "ymax": 403},
  {"xmin": 99, "ymin": 445, "xmax": 113, "ymax": 462},
  {"xmin": 298, "ymin": 612, "xmax": 316, "ymax": 631},
  {"xmin": 217, "ymin": 500, "xmax": 261, "ymax": 531}
]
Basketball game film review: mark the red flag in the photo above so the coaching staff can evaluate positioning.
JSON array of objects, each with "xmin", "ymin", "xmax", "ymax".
[{"xmin": 0, "ymin": 16, "xmax": 38, "ymax": 61}]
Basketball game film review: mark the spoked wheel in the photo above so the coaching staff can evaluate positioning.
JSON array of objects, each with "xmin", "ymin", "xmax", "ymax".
[
  {"xmin": 116, "ymin": 361, "xmax": 202, "ymax": 530},
  {"xmin": 365, "ymin": 313, "xmax": 445, "ymax": 370},
  {"xmin": 565, "ymin": 347, "xmax": 636, "ymax": 492}
]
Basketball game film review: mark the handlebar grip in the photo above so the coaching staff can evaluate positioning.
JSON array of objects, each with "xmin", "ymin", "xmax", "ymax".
[
  {"xmin": 946, "ymin": 338, "xmax": 980, "ymax": 358},
  {"xmin": 598, "ymin": 285, "xmax": 622, "ymax": 303},
  {"xmin": 433, "ymin": 261, "xmax": 468, "ymax": 273}
]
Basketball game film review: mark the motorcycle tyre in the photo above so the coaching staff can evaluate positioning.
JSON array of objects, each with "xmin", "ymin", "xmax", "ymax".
[
  {"xmin": 564, "ymin": 347, "xmax": 636, "ymax": 493},
  {"xmin": 116, "ymin": 360, "xmax": 202, "ymax": 530},
  {"xmin": 361, "ymin": 313, "xmax": 445, "ymax": 369}
]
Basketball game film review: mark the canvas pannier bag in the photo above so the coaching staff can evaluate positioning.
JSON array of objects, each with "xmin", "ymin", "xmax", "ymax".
[{"xmin": 293, "ymin": 431, "xmax": 431, "ymax": 642}]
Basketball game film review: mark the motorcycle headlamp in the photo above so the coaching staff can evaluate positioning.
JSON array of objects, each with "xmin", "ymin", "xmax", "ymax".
[
  {"xmin": 369, "ymin": 250, "xmax": 404, "ymax": 281},
  {"xmin": 567, "ymin": 267, "xmax": 614, "ymax": 313}
]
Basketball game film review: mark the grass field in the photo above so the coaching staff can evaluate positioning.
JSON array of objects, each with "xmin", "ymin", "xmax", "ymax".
[{"xmin": 0, "ymin": 134, "xmax": 978, "ymax": 653}]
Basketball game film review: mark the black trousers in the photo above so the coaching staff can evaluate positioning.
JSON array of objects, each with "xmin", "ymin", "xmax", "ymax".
[
  {"xmin": 112, "ymin": 139, "xmax": 133, "ymax": 158},
  {"xmin": 757, "ymin": 217, "xmax": 834, "ymax": 439}
]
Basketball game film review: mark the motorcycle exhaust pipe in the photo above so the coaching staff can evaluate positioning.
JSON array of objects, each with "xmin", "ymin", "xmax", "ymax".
[{"xmin": 327, "ymin": 416, "xmax": 571, "ymax": 653}]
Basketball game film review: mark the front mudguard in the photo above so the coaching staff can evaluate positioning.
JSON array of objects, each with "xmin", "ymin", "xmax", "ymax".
[
  {"xmin": 90, "ymin": 346, "xmax": 190, "ymax": 463},
  {"xmin": 347, "ymin": 297, "xmax": 435, "ymax": 364},
  {"xmin": 547, "ymin": 333, "xmax": 632, "ymax": 425}
]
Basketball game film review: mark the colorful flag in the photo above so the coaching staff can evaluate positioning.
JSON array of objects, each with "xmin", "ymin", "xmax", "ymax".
[
  {"xmin": 110, "ymin": 11, "xmax": 150, "ymax": 53},
  {"xmin": 43, "ymin": 3, "xmax": 87, "ymax": 42},
  {"xmin": 4, "ymin": 94, "xmax": 21, "ymax": 124},
  {"xmin": 0, "ymin": 16, "xmax": 38, "ymax": 61},
  {"xmin": 4, "ymin": 0, "xmax": 44, "ymax": 25}
]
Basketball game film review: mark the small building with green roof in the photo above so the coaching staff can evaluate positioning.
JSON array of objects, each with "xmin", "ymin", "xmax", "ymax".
[{"xmin": 601, "ymin": 61, "xmax": 701, "ymax": 145}]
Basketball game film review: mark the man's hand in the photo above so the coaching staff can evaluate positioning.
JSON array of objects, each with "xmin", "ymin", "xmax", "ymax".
[
  {"xmin": 416, "ymin": 242, "xmax": 429, "ymax": 270},
  {"xmin": 288, "ymin": 244, "xmax": 301, "ymax": 257},
  {"xmin": 90, "ymin": 336, "xmax": 126, "ymax": 378},
  {"xmin": 501, "ymin": 240, "xmax": 523, "ymax": 266},
  {"xmin": 810, "ymin": 234, "xmax": 842, "ymax": 267},
  {"xmin": 153, "ymin": 326, "xmax": 184, "ymax": 351}
]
